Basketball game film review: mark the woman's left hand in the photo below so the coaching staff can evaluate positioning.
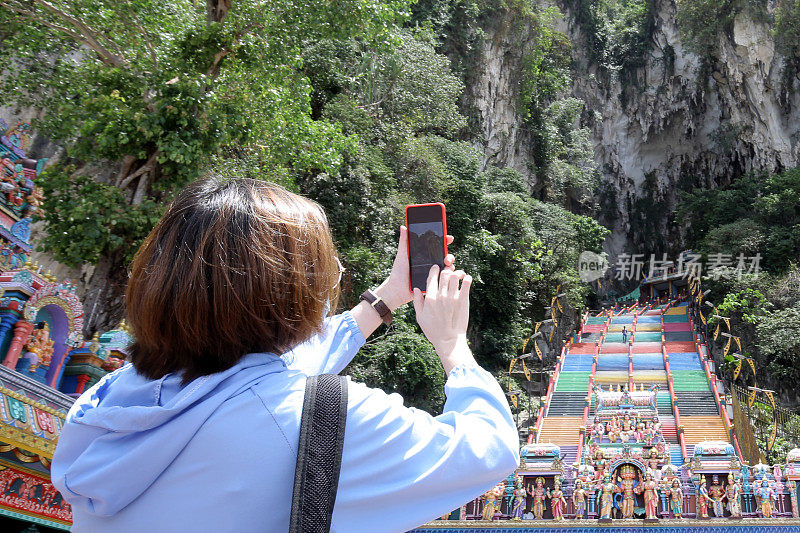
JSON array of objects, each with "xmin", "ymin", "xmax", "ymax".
[{"xmin": 375, "ymin": 225, "xmax": 454, "ymax": 311}]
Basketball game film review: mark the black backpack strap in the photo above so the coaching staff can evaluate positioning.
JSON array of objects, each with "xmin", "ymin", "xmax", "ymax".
[{"xmin": 289, "ymin": 374, "xmax": 348, "ymax": 533}]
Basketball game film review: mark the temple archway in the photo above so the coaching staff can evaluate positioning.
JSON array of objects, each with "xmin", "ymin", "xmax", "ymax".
[
  {"xmin": 33, "ymin": 304, "xmax": 69, "ymax": 386},
  {"xmin": 609, "ymin": 459, "xmax": 646, "ymax": 519}
]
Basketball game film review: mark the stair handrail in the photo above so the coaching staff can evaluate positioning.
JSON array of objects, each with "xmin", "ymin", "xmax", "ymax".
[
  {"xmin": 575, "ymin": 342, "xmax": 599, "ymax": 467},
  {"xmin": 531, "ymin": 345, "xmax": 565, "ymax": 443},
  {"xmin": 662, "ymin": 313, "xmax": 689, "ymax": 462}
]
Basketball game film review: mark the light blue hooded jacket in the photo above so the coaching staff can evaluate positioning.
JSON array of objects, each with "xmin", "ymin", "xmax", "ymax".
[{"xmin": 51, "ymin": 312, "xmax": 519, "ymax": 532}]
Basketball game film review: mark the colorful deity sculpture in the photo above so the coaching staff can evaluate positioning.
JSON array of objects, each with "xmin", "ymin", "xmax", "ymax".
[
  {"xmin": 725, "ymin": 473, "xmax": 742, "ymax": 518},
  {"xmin": 548, "ymin": 479, "xmax": 567, "ymax": 521},
  {"xmin": 634, "ymin": 419, "xmax": 646, "ymax": 443},
  {"xmin": 622, "ymin": 413, "xmax": 634, "ymax": 432},
  {"xmin": 607, "ymin": 416, "xmax": 620, "ymax": 443},
  {"xmin": 697, "ymin": 477, "xmax": 710, "ymax": 518},
  {"xmin": 591, "ymin": 417, "xmax": 605, "ymax": 443},
  {"xmin": 652, "ymin": 415, "xmax": 662, "ymax": 435},
  {"xmin": 669, "ymin": 478, "xmax": 683, "ymax": 518},
  {"xmin": 636, "ymin": 469, "xmax": 660, "ymax": 520},
  {"xmin": 572, "ymin": 480, "xmax": 588, "ymax": 519},
  {"xmin": 644, "ymin": 421, "xmax": 655, "ymax": 445},
  {"xmin": 509, "ymin": 478, "xmax": 527, "ymax": 520},
  {"xmin": 591, "ymin": 450, "xmax": 607, "ymax": 480},
  {"xmin": 25, "ymin": 323, "xmax": 55, "ymax": 371},
  {"xmin": 481, "ymin": 485, "xmax": 502, "ymax": 520},
  {"xmin": 708, "ymin": 475, "xmax": 725, "ymax": 517},
  {"xmin": 617, "ymin": 466, "xmax": 637, "ymax": 519},
  {"xmin": 620, "ymin": 385, "xmax": 632, "ymax": 406},
  {"xmin": 599, "ymin": 474, "xmax": 615, "ymax": 520},
  {"xmin": 646, "ymin": 447, "xmax": 662, "ymax": 478},
  {"xmin": 531, "ymin": 477, "xmax": 546, "ymax": 519},
  {"xmin": 786, "ymin": 480, "xmax": 798, "ymax": 518},
  {"xmin": 754, "ymin": 476, "xmax": 777, "ymax": 518}
]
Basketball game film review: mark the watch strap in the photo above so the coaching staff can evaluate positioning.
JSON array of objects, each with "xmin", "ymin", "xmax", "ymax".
[{"xmin": 359, "ymin": 289, "xmax": 393, "ymax": 325}]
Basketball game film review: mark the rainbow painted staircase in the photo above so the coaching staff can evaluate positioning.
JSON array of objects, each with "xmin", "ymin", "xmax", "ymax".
[
  {"xmin": 416, "ymin": 296, "xmax": 800, "ymax": 529},
  {"xmin": 531, "ymin": 298, "xmax": 740, "ymax": 470}
]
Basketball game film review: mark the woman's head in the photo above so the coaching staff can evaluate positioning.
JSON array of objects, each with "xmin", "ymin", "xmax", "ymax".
[{"xmin": 126, "ymin": 177, "xmax": 340, "ymax": 382}]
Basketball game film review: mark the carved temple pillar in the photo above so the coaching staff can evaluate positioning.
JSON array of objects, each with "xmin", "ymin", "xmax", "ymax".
[
  {"xmin": 3, "ymin": 320, "xmax": 34, "ymax": 369},
  {"xmin": 0, "ymin": 313, "xmax": 16, "ymax": 344},
  {"xmin": 74, "ymin": 374, "xmax": 91, "ymax": 395}
]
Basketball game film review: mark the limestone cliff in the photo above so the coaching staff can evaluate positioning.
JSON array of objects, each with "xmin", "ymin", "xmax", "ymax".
[{"xmin": 467, "ymin": 0, "xmax": 800, "ymax": 260}]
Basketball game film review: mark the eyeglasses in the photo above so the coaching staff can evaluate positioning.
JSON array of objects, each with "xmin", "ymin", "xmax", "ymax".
[{"xmin": 334, "ymin": 256, "xmax": 345, "ymax": 288}]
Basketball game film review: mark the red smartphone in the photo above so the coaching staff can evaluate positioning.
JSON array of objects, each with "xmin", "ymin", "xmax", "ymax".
[{"xmin": 405, "ymin": 203, "xmax": 448, "ymax": 292}]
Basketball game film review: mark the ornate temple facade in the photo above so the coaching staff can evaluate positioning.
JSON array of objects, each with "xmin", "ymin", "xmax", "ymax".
[
  {"xmin": 0, "ymin": 121, "xmax": 131, "ymax": 530},
  {"xmin": 419, "ymin": 296, "xmax": 800, "ymax": 532}
]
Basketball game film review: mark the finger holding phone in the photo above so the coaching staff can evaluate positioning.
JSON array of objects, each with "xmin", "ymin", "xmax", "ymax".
[{"xmin": 406, "ymin": 203, "xmax": 475, "ymax": 374}]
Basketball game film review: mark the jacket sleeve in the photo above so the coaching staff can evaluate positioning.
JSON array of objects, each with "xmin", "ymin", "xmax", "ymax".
[
  {"xmin": 332, "ymin": 363, "xmax": 520, "ymax": 532},
  {"xmin": 282, "ymin": 311, "xmax": 366, "ymax": 376}
]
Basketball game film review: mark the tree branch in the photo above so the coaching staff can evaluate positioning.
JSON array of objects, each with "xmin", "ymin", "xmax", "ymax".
[
  {"xmin": 132, "ymin": 167, "xmax": 151, "ymax": 205},
  {"xmin": 0, "ymin": 2, "xmax": 86, "ymax": 44},
  {"xmin": 118, "ymin": 151, "xmax": 158, "ymax": 190},
  {"xmin": 205, "ymin": 22, "xmax": 261, "ymax": 79},
  {"xmin": 114, "ymin": 155, "xmax": 137, "ymax": 187},
  {"xmin": 125, "ymin": 1, "xmax": 157, "ymax": 68},
  {"xmin": 11, "ymin": 0, "xmax": 129, "ymax": 67},
  {"xmin": 35, "ymin": 0, "xmax": 128, "ymax": 66}
]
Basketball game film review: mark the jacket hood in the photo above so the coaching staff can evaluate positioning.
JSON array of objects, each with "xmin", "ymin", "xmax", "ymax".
[{"xmin": 51, "ymin": 352, "xmax": 286, "ymax": 517}]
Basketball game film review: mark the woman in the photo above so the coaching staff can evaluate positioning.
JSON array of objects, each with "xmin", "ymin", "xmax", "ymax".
[
  {"xmin": 599, "ymin": 473, "xmax": 615, "ymax": 519},
  {"xmin": 50, "ymin": 178, "xmax": 519, "ymax": 532},
  {"xmin": 510, "ymin": 478, "xmax": 527, "ymax": 519},
  {"xmin": 548, "ymin": 478, "xmax": 566, "ymax": 521},
  {"xmin": 636, "ymin": 469, "xmax": 659, "ymax": 520}
]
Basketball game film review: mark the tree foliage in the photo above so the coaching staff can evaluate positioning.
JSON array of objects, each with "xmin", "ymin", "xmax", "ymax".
[
  {"xmin": 757, "ymin": 303, "xmax": 800, "ymax": 385},
  {"xmin": 3, "ymin": 0, "xmax": 410, "ymax": 266},
  {"xmin": 676, "ymin": 170, "xmax": 800, "ymax": 273},
  {"xmin": 675, "ymin": 0, "xmax": 768, "ymax": 56},
  {"xmin": 3, "ymin": 0, "xmax": 610, "ymax": 410}
]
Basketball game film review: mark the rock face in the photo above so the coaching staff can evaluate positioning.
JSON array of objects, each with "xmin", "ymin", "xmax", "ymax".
[
  {"xmin": 468, "ymin": 0, "xmax": 800, "ymax": 260},
  {"xmin": 467, "ymin": 14, "xmax": 538, "ymax": 174}
]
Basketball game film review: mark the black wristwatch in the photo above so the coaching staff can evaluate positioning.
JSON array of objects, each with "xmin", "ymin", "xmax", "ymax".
[{"xmin": 359, "ymin": 289, "xmax": 393, "ymax": 325}]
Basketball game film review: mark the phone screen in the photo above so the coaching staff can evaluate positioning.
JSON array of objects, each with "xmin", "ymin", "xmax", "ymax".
[{"xmin": 407, "ymin": 205, "xmax": 445, "ymax": 291}]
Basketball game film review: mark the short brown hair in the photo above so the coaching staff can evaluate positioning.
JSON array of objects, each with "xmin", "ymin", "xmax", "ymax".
[{"xmin": 126, "ymin": 177, "xmax": 340, "ymax": 382}]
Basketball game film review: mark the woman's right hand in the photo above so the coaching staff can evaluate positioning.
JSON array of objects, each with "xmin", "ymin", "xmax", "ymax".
[{"xmin": 412, "ymin": 264, "xmax": 475, "ymax": 374}]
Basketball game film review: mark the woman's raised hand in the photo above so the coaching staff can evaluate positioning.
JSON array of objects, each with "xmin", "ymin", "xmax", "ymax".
[{"xmin": 412, "ymin": 264, "xmax": 475, "ymax": 374}]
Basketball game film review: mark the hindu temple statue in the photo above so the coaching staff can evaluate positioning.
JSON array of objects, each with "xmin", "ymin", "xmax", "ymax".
[
  {"xmin": 481, "ymin": 485, "xmax": 503, "ymax": 521},
  {"xmin": 644, "ymin": 421, "xmax": 655, "ymax": 446},
  {"xmin": 598, "ymin": 474, "xmax": 615, "ymax": 520},
  {"xmin": 548, "ymin": 479, "xmax": 566, "ymax": 521},
  {"xmin": 708, "ymin": 475, "xmax": 725, "ymax": 517},
  {"xmin": 622, "ymin": 413, "xmax": 634, "ymax": 432},
  {"xmin": 607, "ymin": 416, "xmax": 620, "ymax": 443},
  {"xmin": 572, "ymin": 480, "xmax": 588, "ymax": 519},
  {"xmin": 697, "ymin": 478, "xmax": 710, "ymax": 518},
  {"xmin": 531, "ymin": 477, "xmax": 546, "ymax": 519},
  {"xmin": 620, "ymin": 384, "xmax": 632, "ymax": 406},
  {"xmin": 787, "ymin": 479, "xmax": 798, "ymax": 518},
  {"xmin": 636, "ymin": 469, "xmax": 660, "ymax": 520},
  {"xmin": 509, "ymin": 478, "xmax": 526, "ymax": 520},
  {"xmin": 591, "ymin": 417, "xmax": 605, "ymax": 444},
  {"xmin": 754, "ymin": 476, "xmax": 777, "ymax": 518},
  {"xmin": 634, "ymin": 419, "xmax": 646, "ymax": 443},
  {"xmin": 725, "ymin": 473, "xmax": 742, "ymax": 518},
  {"xmin": 591, "ymin": 450, "xmax": 607, "ymax": 480},
  {"xmin": 646, "ymin": 447, "xmax": 661, "ymax": 478},
  {"xmin": 25, "ymin": 322, "xmax": 55, "ymax": 371},
  {"xmin": 617, "ymin": 466, "xmax": 637, "ymax": 519},
  {"xmin": 668, "ymin": 479, "xmax": 684, "ymax": 518}
]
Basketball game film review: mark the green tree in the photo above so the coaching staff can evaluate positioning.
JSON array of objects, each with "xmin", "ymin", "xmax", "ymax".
[
  {"xmin": 2, "ymin": 0, "xmax": 410, "ymax": 330},
  {"xmin": 757, "ymin": 303, "xmax": 800, "ymax": 385}
]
